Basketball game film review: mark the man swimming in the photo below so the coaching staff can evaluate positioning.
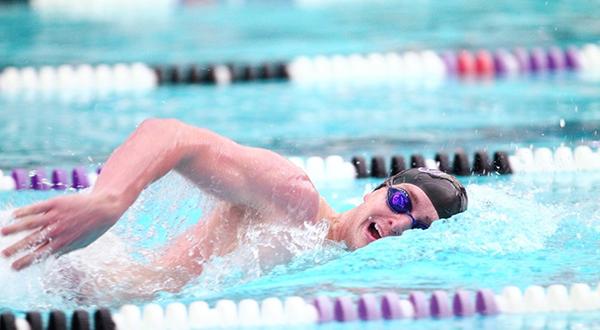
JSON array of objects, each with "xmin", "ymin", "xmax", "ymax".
[{"xmin": 0, "ymin": 119, "xmax": 467, "ymax": 291}]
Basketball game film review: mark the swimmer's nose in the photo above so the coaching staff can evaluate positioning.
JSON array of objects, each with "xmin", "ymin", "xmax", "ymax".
[
  {"xmin": 388, "ymin": 216, "xmax": 412, "ymax": 236},
  {"xmin": 390, "ymin": 225, "xmax": 405, "ymax": 236}
]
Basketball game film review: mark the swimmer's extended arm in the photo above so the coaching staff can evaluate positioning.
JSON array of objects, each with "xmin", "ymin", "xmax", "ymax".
[
  {"xmin": 2, "ymin": 118, "xmax": 319, "ymax": 270},
  {"xmin": 94, "ymin": 118, "xmax": 318, "ymax": 213}
]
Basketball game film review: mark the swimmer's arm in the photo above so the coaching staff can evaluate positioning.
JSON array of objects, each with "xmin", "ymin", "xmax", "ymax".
[
  {"xmin": 89, "ymin": 206, "xmax": 230, "ymax": 297},
  {"xmin": 72, "ymin": 259, "xmax": 186, "ymax": 302},
  {"xmin": 103, "ymin": 202, "xmax": 242, "ymax": 295},
  {"xmin": 3, "ymin": 118, "xmax": 319, "ymax": 270},
  {"xmin": 94, "ymin": 118, "xmax": 319, "ymax": 217},
  {"xmin": 149, "ymin": 203, "xmax": 240, "ymax": 287},
  {"xmin": 66, "ymin": 216, "xmax": 220, "ymax": 301}
]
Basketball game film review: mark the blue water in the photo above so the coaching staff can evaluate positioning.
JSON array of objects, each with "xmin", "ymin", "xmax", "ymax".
[
  {"xmin": 1, "ymin": 1, "xmax": 600, "ymax": 328},
  {"xmin": 1, "ymin": 172, "xmax": 600, "ymax": 327},
  {"xmin": 1, "ymin": 78, "xmax": 599, "ymax": 169},
  {"xmin": 1, "ymin": 1, "xmax": 600, "ymax": 66}
]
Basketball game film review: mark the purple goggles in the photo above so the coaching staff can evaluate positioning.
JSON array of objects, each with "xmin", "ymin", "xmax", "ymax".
[{"xmin": 386, "ymin": 185, "xmax": 429, "ymax": 230}]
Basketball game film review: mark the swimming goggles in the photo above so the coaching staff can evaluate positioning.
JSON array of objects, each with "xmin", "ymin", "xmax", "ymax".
[{"xmin": 386, "ymin": 184, "xmax": 430, "ymax": 230}]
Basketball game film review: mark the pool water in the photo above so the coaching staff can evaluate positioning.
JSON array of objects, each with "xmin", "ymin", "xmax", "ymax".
[
  {"xmin": 1, "ymin": 0, "xmax": 600, "ymax": 328},
  {"xmin": 1, "ymin": 78, "xmax": 599, "ymax": 169},
  {"xmin": 1, "ymin": 1, "xmax": 600, "ymax": 66},
  {"xmin": 1, "ymin": 172, "xmax": 600, "ymax": 324}
]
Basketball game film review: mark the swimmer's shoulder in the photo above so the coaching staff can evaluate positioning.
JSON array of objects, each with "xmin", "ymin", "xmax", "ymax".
[
  {"xmin": 285, "ymin": 172, "xmax": 323, "ymax": 223},
  {"xmin": 315, "ymin": 196, "xmax": 336, "ymax": 222},
  {"xmin": 276, "ymin": 168, "xmax": 326, "ymax": 224}
]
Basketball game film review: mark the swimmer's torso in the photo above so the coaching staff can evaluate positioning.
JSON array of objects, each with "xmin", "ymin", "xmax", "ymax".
[{"xmin": 158, "ymin": 193, "xmax": 330, "ymax": 277}]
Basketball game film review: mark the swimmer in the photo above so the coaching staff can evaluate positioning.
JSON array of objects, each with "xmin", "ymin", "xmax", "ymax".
[{"xmin": 0, "ymin": 119, "xmax": 467, "ymax": 291}]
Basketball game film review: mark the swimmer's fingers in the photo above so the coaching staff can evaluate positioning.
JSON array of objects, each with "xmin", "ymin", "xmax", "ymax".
[
  {"xmin": 11, "ymin": 238, "xmax": 58, "ymax": 271},
  {"xmin": 1, "ymin": 214, "xmax": 51, "ymax": 236},
  {"xmin": 12, "ymin": 200, "xmax": 54, "ymax": 219},
  {"xmin": 2, "ymin": 227, "xmax": 50, "ymax": 258}
]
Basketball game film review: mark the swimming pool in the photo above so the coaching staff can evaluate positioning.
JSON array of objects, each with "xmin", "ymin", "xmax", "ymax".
[{"xmin": 1, "ymin": 0, "xmax": 600, "ymax": 329}]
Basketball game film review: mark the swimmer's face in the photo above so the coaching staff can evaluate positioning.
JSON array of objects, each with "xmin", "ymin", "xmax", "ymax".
[{"xmin": 340, "ymin": 183, "xmax": 439, "ymax": 250}]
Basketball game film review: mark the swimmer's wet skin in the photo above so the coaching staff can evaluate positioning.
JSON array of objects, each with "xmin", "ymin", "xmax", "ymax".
[{"xmin": 0, "ymin": 119, "xmax": 467, "ymax": 295}]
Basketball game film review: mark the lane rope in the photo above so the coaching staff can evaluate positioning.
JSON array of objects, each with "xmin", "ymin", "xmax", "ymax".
[
  {"xmin": 1, "ymin": 145, "xmax": 599, "ymax": 191},
  {"xmin": 1, "ymin": 44, "xmax": 599, "ymax": 94},
  {"xmin": 1, "ymin": 282, "xmax": 599, "ymax": 329}
]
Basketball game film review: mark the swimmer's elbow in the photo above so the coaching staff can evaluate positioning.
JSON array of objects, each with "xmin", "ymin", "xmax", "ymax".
[
  {"xmin": 137, "ymin": 118, "xmax": 185, "ymax": 135},
  {"xmin": 137, "ymin": 118, "xmax": 218, "ymax": 146},
  {"xmin": 136, "ymin": 118, "xmax": 217, "ymax": 155}
]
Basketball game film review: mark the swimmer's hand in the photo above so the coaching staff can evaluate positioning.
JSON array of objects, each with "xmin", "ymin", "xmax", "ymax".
[{"xmin": 1, "ymin": 193, "xmax": 125, "ymax": 270}]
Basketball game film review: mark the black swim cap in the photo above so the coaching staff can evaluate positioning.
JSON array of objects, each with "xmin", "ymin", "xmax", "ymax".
[{"xmin": 373, "ymin": 168, "xmax": 468, "ymax": 219}]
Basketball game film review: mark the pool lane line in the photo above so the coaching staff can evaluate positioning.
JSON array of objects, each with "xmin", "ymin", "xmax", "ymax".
[
  {"xmin": 1, "ymin": 44, "xmax": 599, "ymax": 94},
  {"xmin": 0, "ymin": 166, "xmax": 98, "ymax": 192},
  {"xmin": 1, "ymin": 283, "xmax": 599, "ymax": 329},
  {"xmin": 1, "ymin": 145, "xmax": 600, "ymax": 191}
]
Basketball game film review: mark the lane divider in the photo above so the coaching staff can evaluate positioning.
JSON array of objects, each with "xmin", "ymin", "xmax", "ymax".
[
  {"xmin": 1, "ymin": 44, "xmax": 599, "ymax": 93},
  {"xmin": 0, "ymin": 167, "xmax": 99, "ymax": 192},
  {"xmin": 30, "ymin": 0, "xmax": 176, "ymax": 15},
  {"xmin": 1, "ymin": 283, "xmax": 598, "ymax": 329},
  {"xmin": 288, "ymin": 145, "xmax": 600, "ymax": 180},
  {"xmin": 1, "ymin": 145, "xmax": 599, "ymax": 191},
  {"xmin": 0, "ymin": 63, "xmax": 157, "ymax": 94},
  {"xmin": 288, "ymin": 44, "xmax": 600, "ymax": 83},
  {"xmin": 153, "ymin": 62, "xmax": 289, "ymax": 85}
]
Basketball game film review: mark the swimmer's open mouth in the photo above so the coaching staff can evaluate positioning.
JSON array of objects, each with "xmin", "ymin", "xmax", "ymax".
[{"xmin": 368, "ymin": 222, "xmax": 382, "ymax": 240}]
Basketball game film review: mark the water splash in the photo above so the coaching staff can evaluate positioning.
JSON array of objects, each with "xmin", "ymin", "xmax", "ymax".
[
  {"xmin": 0, "ymin": 172, "xmax": 344, "ymax": 309},
  {"xmin": 0, "ymin": 173, "xmax": 206, "ymax": 310},
  {"xmin": 174, "ymin": 218, "xmax": 346, "ymax": 302}
]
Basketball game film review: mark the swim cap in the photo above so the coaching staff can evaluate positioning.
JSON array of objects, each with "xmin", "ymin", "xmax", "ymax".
[{"xmin": 374, "ymin": 168, "xmax": 468, "ymax": 219}]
